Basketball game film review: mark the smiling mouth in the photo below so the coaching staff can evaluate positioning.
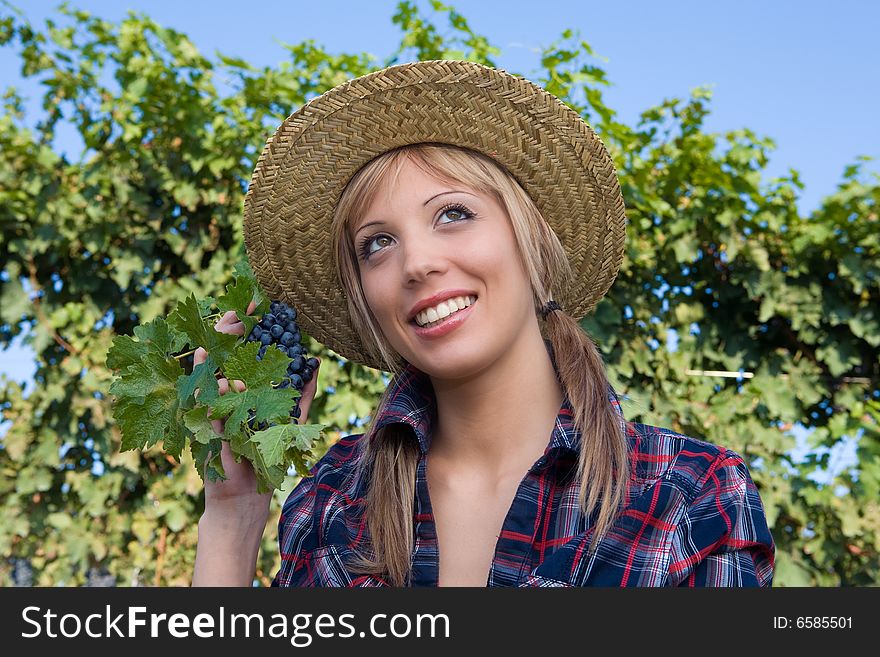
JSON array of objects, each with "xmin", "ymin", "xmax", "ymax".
[
  {"xmin": 417, "ymin": 305, "xmax": 469, "ymax": 329},
  {"xmin": 410, "ymin": 295, "xmax": 477, "ymax": 328}
]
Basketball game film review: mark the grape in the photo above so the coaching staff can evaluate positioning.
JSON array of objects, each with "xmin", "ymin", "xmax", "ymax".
[{"xmin": 245, "ymin": 300, "xmax": 316, "ymax": 430}]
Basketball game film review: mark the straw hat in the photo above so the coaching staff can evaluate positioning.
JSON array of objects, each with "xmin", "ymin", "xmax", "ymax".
[{"xmin": 243, "ymin": 59, "xmax": 626, "ymax": 372}]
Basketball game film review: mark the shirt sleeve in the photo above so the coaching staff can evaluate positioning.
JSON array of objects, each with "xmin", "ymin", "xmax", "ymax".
[
  {"xmin": 667, "ymin": 450, "xmax": 776, "ymax": 587},
  {"xmin": 271, "ymin": 466, "xmax": 320, "ymax": 587},
  {"xmin": 270, "ymin": 433, "xmax": 365, "ymax": 587}
]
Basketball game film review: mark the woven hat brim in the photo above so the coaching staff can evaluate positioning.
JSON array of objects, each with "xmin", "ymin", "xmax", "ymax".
[{"xmin": 244, "ymin": 60, "xmax": 626, "ymax": 372}]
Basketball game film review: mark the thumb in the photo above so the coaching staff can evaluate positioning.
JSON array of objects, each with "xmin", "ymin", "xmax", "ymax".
[{"xmin": 295, "ymin": 358, "xmax": 320, "ymax": 424}]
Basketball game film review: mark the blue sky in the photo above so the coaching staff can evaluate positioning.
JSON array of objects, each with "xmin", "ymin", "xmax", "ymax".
[{"xmin": 1, "ymin": 0, "xmax": 875, "ymax": 474}]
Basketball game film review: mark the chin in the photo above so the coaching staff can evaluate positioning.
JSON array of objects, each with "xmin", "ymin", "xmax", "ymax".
[{"xmin": 406, "ymin": 343, "xmax": 495, "ymax": 381}]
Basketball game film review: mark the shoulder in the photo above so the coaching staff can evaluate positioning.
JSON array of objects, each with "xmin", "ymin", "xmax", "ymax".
[
  {"xmin": 281, "ymin": 432, "xmax": 367, "ymax": 511},
  {"xmin": 624, "ymin": 421, "xmax": 775, "ymax": 586},
  {"xmin": 277, "ymin": 434, "xmax": 368, "ymax": 547},
  {"xmin": 625, "ymin": 419, "xmax": 753, "ymax": 504}
]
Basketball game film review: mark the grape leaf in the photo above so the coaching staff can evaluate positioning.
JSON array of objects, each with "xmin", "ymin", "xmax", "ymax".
[
  {"xmin": 109, "ymin": 351, "xmax": 188, "ymax": 458},
  {"xmin": 108, "ymin": 266, "xmax": 326, "ymax": 493},
  {"xmin": 177, "ymin": 358, "xmax": 221, "ymax": 408},
  {"xmin": 223, "ymin": 339, "xmax": 292, "ymax": 388},
  {"xmin": 167, "ymin": 293, "xmax": 239, "ymax": 362},
  {"xmin": 197, "ymin": 296, "xmax": 218, "ymax": 317},
  {"xmin": 205, "ymin": 342, "xmax": 301, "ymax": 432},
  {"xmin": 106, "ymin": 316, "xmax": 188, "ymax": 370},
  {"xmin": 215, "ymin": 259, "xmax": 270, "ymax": 338},
  {"xmin": 228, "ymin": 428, "xmax": 287, "ymax": 492},
  {"xmin": 217, "ymin": 270, "xmax": 259, "ymax": 325},
  {"xmin": 251, "ymin": 422, "xmax": 326, "ymax": 469},
  {"xmin": 188, "ymin": 434, "xmax": 226, "ymax": 482},
  {"xmin": 232, "ymin": 258, "xmax": 268, "ymax": 309},
  {"xmin": 183, "ymin": 401, "xmax": 226, "ymax": 480},
  {"xmin": 288, "ymin": 449, "xmax": 313, "ymax": 479},
  {"xmin": 207, "ymin": 378, "xmax": 299, "ymax": 435},
  {"xmin": 183, "ymin": 405, "xmax": 222, "ymax": 446},
  {"xmin": 249, "ymin": 427, "xmax": 288, "ymax": 469}
]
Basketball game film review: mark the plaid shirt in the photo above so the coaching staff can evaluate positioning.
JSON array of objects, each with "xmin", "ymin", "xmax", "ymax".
[{"xmin": 273, "ymin": 361, "xmax": 775, "ymax": 587}]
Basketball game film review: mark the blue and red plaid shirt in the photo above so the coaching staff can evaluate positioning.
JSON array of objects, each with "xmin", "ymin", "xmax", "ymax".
[{"xmin": 273, "ymin": 360, "xmax": 775, "ymax": 587}]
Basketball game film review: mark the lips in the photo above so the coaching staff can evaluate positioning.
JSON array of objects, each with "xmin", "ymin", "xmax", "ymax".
[
  {"xmin": 411, "ymin": 298, "xmax": 476, "ymax": 339},
  {"xmin": 408, "ymin": 288, "xmax": 479, "ymax": 323}
]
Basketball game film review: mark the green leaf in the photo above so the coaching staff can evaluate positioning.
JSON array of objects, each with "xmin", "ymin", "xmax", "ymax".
[
  {"xmin": 190, "ymin": 436, "xmax": 226, "ymax": 483},
  {"xmin": 176, "ymin": 359, "xmax": 220, "ymax": 407},
  {"xmin": 109, "ymin": 351, "xmax": 188, "ymax": 457},
  {"xmin": 251, "ymin": 421, "xmax": 326, "ymax": 469},
  {"xmin": 106, "ymin": 317, "xmax": 188, "ymax": 370},
  {"xmin": 207, "ymin": 383, "xmax": 297, "ymax": 434},
  {"xmin": 167, "ymin": 293, "xmax": 239, "ymax": 361},
  {"xmin": 183, "ymin": 404, "xmax": 220, "ymax": 446},
  {"xmin": 223, "ymin": 340, "xmax": 290, "ymax": 389}
]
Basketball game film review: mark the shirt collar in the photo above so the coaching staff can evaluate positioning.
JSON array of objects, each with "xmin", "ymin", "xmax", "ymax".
[{"xmin": 371, "ymin": 340, "xmax": 626, "ymax": 457}]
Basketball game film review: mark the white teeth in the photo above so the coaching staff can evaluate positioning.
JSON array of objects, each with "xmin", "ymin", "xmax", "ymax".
[{"xmin": 415, "ymin": 295, "xmax": 476, "ymax": 327}]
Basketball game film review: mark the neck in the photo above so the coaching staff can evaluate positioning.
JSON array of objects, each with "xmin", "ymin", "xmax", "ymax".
[{"xmin": 427, "ymin": 323, "xmax": 564, "ymax": 478}]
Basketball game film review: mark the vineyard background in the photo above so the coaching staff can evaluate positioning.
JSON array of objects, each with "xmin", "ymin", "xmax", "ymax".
[{"xmin": 0, "ymin": 1, "xmax": 878, "ymax": 586}]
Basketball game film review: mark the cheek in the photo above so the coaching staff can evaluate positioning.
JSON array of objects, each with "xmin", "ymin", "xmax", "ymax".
[
  {"xmin": 464, "ymin": 232, "xmax": 526, "ymax": 287},
  {"xmin": 359, "ymin": 270, "xmax": 397, "ymax": 325}
]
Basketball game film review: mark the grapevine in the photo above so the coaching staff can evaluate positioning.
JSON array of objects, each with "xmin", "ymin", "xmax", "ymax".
[{"xmin": 106, "ymin": 260, "xmax": 325, "ymax": 493}]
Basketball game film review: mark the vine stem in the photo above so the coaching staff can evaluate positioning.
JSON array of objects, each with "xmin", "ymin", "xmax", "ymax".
[{"xmin": 173, "ymin": 348, "xmax": 197, "ymax": 360}]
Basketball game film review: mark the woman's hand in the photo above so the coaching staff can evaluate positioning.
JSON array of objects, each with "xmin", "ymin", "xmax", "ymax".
[{"xmin": 192, "ymin": 299, "xmax": 321, "ymax": 586}]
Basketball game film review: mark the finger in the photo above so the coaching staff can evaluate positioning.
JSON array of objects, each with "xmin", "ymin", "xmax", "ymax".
[
  {"xmin": 217, "ymin": 314, "xmax": 246, "ymax": 336},
  {"xmin": 297, "ymin": 358, "xmax": 320, "ymax": 423},
  {"xmin": 208, "ymin": 378, "xmax": 231, "ymax": 435},
  {"xmin": 215, "ymin": 310, "xmax": 237, "ymax": 330},
  {"xmin": 193, "ymin": 348, "xmax": 209, "ymax": 402}
]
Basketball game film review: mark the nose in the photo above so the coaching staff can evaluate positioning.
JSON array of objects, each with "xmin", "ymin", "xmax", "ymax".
[{"xmin": 401, "ymin": 236, "xmax": 446, "ymax": 286}]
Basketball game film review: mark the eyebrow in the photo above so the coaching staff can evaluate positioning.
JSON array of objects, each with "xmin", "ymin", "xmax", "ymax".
[{"xmin": 352, "ymin": 190, "xmax": 474, "ymax": 238}]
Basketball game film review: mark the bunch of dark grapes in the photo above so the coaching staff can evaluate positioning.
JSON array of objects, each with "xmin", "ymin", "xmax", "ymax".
[{"xmin": 244, "ymin": 301, "xmax": 318, "ymax": 429}]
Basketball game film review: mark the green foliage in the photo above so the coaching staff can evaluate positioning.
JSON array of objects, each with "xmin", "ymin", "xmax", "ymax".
[
  {"xmin": 1, "ymin": 0, "xmax": 877, "ymax": 586},
  {"xmin": 106, "ymin": 263, "xmax": 327, "ymax": 492}
]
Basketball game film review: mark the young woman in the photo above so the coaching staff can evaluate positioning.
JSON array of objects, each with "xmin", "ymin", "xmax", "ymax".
[{"xmin": 192, "ymin": 61, "xmax": 775, "ymax": 587}]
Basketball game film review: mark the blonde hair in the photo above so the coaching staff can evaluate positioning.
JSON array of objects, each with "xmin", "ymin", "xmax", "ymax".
[{"xmin": 329, "ymin": 143, "xmax": 630, "ymax": 586}]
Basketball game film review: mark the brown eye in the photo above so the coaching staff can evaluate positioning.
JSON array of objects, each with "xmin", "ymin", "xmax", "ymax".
[{"xmin": 438, "ymin": 203, "xmax": 474, "ymax": 223}]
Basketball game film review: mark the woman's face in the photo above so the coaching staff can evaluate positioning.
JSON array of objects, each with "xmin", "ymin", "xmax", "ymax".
[{"xmin": 352, "ymin": 158, "xmax": 536, "ymax": 379}]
